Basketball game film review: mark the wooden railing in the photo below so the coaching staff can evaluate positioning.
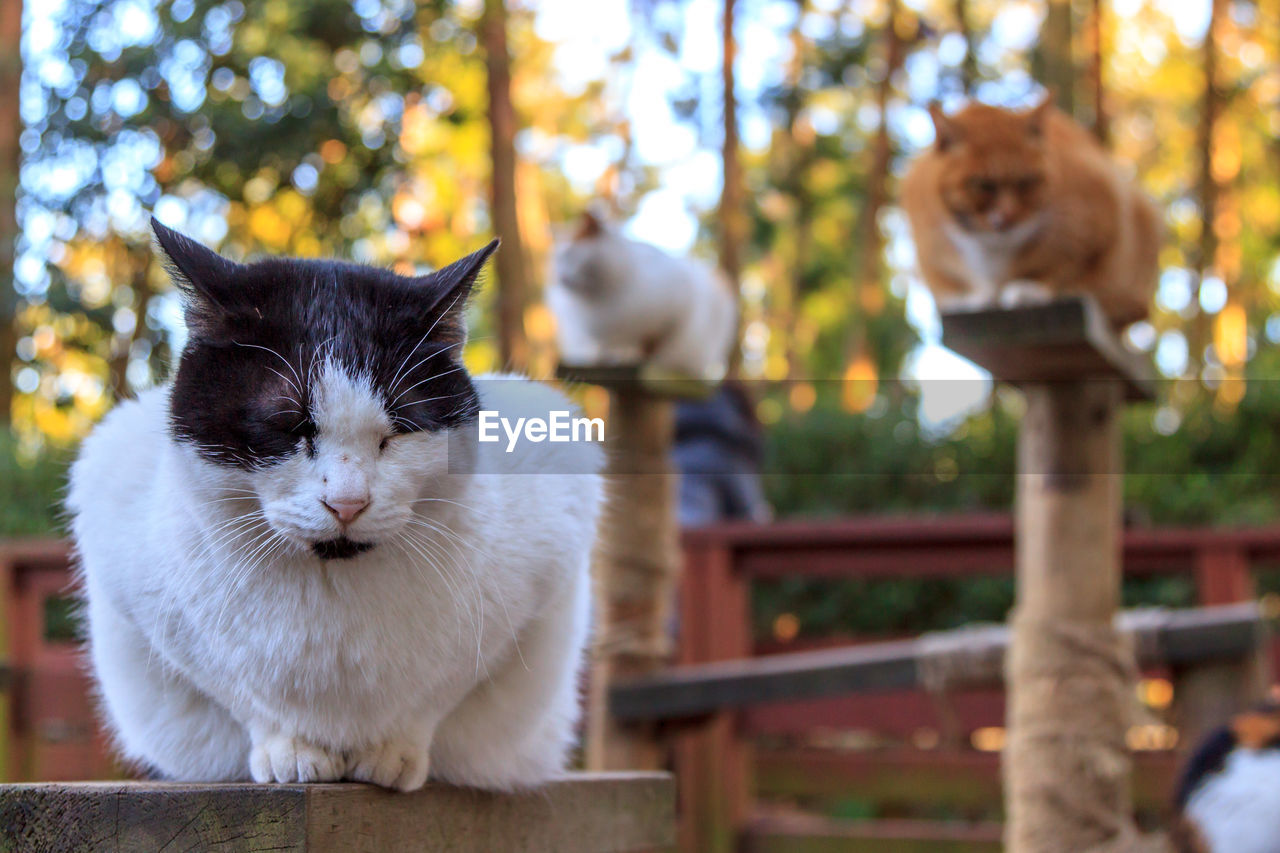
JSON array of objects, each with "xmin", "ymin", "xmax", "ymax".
[{"xmin": 645, "ymin": 516, "xmax": 1280, "ymax": 852}]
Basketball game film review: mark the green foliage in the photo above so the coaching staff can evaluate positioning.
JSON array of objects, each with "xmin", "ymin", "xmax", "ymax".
[
  {"xmin": 0, "ymin": 430, "xmax": 69, "ymax": 538},
  {"xmin": 754, "ymin": 360, "xmax": 1280, "ymax": 640}
]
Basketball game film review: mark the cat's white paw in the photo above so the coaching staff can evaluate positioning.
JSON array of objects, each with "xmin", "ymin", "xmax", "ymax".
[
  {"xmin": 348, "ymin": 737, "xmax": 432, "ymax": 791},
  {"xmin": 249, "ymin": 734, "xmax": 344, "ymax": 784},
  {"xmin": 940, "ymin": 291, "xmax": 998, "ymax": 313},
  {"xmin": 999, "ymin": 280, "xmax": 1054, "ymax": 308}
]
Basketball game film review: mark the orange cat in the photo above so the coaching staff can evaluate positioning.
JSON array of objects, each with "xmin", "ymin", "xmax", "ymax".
[{"xmin": 901, "ymin": 94, "xmax": 1161, "ymax": 327}]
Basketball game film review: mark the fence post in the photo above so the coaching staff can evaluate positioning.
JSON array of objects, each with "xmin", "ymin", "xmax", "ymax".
[
  {"xmin": 1193, "ymin": 546, "xmax": 1253, "ymax": 606},
  {"xmin": 676, "ymin": 538, "xmax": 751, "ymax": 853}
]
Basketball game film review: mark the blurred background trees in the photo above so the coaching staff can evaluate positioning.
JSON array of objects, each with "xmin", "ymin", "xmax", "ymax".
[{"xmin": 5, "ymin": 0, "xmax": 1280, "ymax": 551}]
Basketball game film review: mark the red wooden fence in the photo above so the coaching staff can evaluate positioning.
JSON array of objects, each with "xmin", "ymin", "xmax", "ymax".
[{"xmin": 674, "ymin": 515, "xmax": 1280, "ymax": 851}]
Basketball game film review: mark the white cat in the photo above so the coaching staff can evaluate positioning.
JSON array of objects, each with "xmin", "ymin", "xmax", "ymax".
[
  {"xmin": 549, "ymin": 210, "xmax": 738, "ymax": 380},
  {"xmin": 67, "ymin": 220, "xmax": 603, "ymax": 791}
]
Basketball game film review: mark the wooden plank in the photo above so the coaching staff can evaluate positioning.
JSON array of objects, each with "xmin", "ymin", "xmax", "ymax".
[
  {"xmin": 939, "ymin": 296, "xmax": 1154, "ymax": 401},
  {"xmin": 0, "ymin": 782, "xmax": 307, "ymax": 852},
  {"xmin": 685, "ymin": 515, "xmax": 1280, "ymax": 581},
  {"xmin": 618, "ymin": 637, "xmax": 922, "ymax": 720},
  {"xmin": 611, "ymin": 604, "xmax": 1263, "ymax": 721},
  {"xmin": 754, "ymin": 748, "xmax": 1180, "ymax": 814},
  {"xmin": 308, "ymin": 774, "xmax": 675, "ymax": 852},
  {"xmin": 746, "ymin": 813, "xmax": 1003, "ymax": 853},
  {"xmin": 0, "ymin": 773, "xmax": 675, "ymax": 853}
]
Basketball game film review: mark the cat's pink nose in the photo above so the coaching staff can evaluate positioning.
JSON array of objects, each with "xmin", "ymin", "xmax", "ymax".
[{"xmin": 322, "ymin": 497, "xmax": 369, "ymax": 523}]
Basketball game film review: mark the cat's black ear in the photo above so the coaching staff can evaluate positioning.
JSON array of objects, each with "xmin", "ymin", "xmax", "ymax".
[
  {"xmin": 417, "ymin": 239, "xmax": 500, "ymax": 345},
  {"xmin": 151, "ymin": 218, "xmax": 243, "ymax": 335},
  {"xmin": 929, "ymin": 102, "xmax": 958, "ymax": 151}
]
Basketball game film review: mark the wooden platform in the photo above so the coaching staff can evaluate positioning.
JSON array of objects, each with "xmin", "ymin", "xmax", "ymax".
[
  {"xmin": 940, "ymin": 296, "xmax": 1155, "ymax": 401},
  {"xmin": 555, "ymin": 363, "xmax": 718, "ymax": 399},
  {"xmin": 0, "ymin": 772, "xmax": 675, "ymax": 853}
]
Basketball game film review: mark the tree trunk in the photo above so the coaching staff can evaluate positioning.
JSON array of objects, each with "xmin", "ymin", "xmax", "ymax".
[
  {"xmin": 719, "ymin": 0, "xmax": 743, "ymax": 294},
  {"xmin": 846, "ymin": 0, "xmax": 903, "ymax": 361},
  {"xmin": 1036, "ymin": 0, "xmax": 1075, "ymax": 115},
  {"xmin": 955, "ymin": 0, "xmax": 977, "ymax": 94},
  {"xmin": 1191, "ymin": 0, "xmax": 1225, "ymax": 373},
  {"xmin": 0, "ymin": 0, "xmax": 23, "ymax": 424},
  {"xmin": 1085, "ymin": 0, "xmax": 1108, "ymax": 145},
  {"xmin": 781, "ymin": 0, "xmax": 812, "ymax": 378},
  {"xmin": 482, "ymin": 0, "xmax": 529, "ymax": 371},
  {"xmin": 108, "ymin": 257, "xmax": 152, "ymax": 401}
]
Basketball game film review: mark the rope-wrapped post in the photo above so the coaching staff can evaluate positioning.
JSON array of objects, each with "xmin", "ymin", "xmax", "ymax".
[
  {"xmin": 941, "ymin": 298, "xmax": 1163, "ymax": 852},
  {"xmin": 585, "ymin": 386, "xmax": 680, "ymax": 772},
  {"xmin": 1006, "ymin": 380, "xmax": 1138, "ymax": 851}
]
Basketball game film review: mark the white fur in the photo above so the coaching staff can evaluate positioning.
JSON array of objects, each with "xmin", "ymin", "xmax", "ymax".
[
  {"xmin": 549, "ymin": 223, "xmax": 737, "ymax": 380},
  {"xmin": 1185, "ymin": 748, "xmax": 1280, "ymax": 853},
  {"xmin": 940, "ymin": 216, "xmax": 1046, "ymax": 310},
  {"xmin": 68, "ymin": 368, "xmax": 602, "ymax": 791}
]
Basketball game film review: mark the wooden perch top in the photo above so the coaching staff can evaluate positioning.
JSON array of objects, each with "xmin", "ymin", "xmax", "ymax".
[
  {"xmin": 940, "ymin": 296, "xmax": 1156, "ymax": 401},
  {"xmin": 555, "ymin": 363, "xmax": 719, "ymax": 399},
  {"xmin": 0, "ymin": 772, "xmax": 675, "ymax": 853}
]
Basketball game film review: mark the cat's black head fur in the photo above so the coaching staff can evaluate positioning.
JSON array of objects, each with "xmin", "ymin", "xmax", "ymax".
[{"xmin": 154, "ymin": 218, "xmax": 496, "ymax": 469}]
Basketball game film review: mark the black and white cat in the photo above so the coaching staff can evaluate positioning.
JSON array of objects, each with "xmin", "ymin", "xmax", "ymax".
[
  {"xmin": 67, "ymin": 220, "xmax": 602, "ymax": 791},
  {"xmin": 1174, "ymin": 705, "xmax": 1280, "ymax": 853}
]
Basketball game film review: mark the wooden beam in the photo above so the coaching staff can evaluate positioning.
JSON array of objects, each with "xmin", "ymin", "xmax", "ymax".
[
  {"xmin": 0, "ymin": 773, "xmax": 675, "ymax": 853},
  {"xmin": 610, "ymin": 604, "xmax": 1264, "ymax": 721},
  {"xmin": 940, "ymin": 297, "xmax": 1155, "ymax": 401}
]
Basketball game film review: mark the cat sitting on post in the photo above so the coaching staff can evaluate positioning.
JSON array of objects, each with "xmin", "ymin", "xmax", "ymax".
[
  {"xmin": 901, "ymin": 93, "xmax": 1161, "ymax": 327},
  {"xmin": 68, "ymin": 220, "xmax": 603, "ymax": 791},
  {"xmin": 549, "ymin": 208, "xmax": 738, "ymax": 380}
]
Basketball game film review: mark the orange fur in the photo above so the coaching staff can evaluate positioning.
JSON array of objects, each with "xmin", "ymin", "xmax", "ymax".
[{"xmin": 901, "ymin": 95, "xmax": 1161, "ymax": 327}]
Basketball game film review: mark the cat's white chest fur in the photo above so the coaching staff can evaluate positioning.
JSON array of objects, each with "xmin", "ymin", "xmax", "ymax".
[
  {"xmin": 70, "ymin": 374, "xmax": 602, "ymax": 792},
  {"xmin": 943, "ymin": 216, "xmax": 1044, "ymax": 298}
]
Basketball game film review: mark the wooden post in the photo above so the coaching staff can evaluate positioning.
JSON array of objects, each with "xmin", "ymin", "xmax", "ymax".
[
  {"xmin": 1178, "ymin": 546, "xmax": 1269, "ymax": 751},
  {"xmin": 1193, "ymin": 546, "xmax": 1254, "ymax": 606},
  {"xmin": 942, "ymin": 298, "xmax": 1155, "ymax": 852},
  {"xmin": 1006, "ymin": 380, "xmax": 1132, "ymax": 850},
  {"xmin": 1172, "ymin": 651, "xmax": 1270, "ymax": 754},
  {"xmin": 675, "ymin": 539, "xmax": 751, "ymax": 853},
  {"xmin": 582, "ymin": 379, "xmax": 682, "ymax": 773}
]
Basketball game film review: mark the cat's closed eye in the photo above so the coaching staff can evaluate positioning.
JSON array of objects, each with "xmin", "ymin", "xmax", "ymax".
[
  {"xmin": 966, "ymin": 176, "xmax": 998, "ymax": 198},
  {"xmin": 288, "ymin": 420, "xmax": 317, "ymax": 455}
]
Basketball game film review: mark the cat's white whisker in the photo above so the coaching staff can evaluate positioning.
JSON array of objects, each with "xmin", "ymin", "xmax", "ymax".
[
  {"xmin": 390, "ymin": 365, "xmax": 467, "ymax": 408},
  {"xmin": 386, "ymin": 297, "xmax": 467, "ymax": 395},
  {"xmin": 234, "ymin": 342, "xmax": 305, "ymax": 397}
]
